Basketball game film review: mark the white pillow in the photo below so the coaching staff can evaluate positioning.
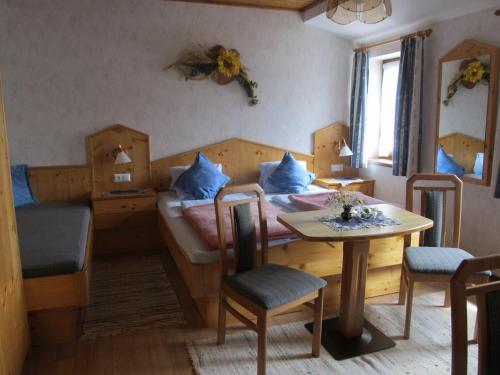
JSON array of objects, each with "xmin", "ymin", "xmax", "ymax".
[
  {"xmin": 169, "ymin": 164, "xmax": 223, "ymax": 191},
  {"xmin": 258, "ymin": 160, "xmax": 308, "ymax": 193}
]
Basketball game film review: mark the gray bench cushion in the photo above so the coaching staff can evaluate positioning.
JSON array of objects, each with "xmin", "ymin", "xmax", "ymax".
[
  {"xmin": 224, "ymin": 263, "xmax": 326, "ymax": 310},
  {"xmin": 405, "ymin": 247, "xmax": 491, "ymax": 276},
  {"xmin": 16, "ymin": 202, "xmax": 91, "ymax": 279}
]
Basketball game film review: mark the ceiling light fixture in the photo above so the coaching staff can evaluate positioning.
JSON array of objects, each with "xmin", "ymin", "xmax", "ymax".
[{"xmin": 327, "ymin": 0, "xmax": 392, "ymax": 25}]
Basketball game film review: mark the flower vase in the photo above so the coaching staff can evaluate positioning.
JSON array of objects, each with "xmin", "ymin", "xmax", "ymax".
[{"xmin": 341, "ymin": 204, "xmax": 352, "ymax": 221}]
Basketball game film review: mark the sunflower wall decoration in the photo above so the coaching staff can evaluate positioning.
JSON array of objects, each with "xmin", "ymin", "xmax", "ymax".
[
  {"xmin": 443, "ymin": 58, "xmax": 490, "ymax": 106},
  {"xmin": 167, "ymin": 45, "xmax": 258, "ymax": 106}
]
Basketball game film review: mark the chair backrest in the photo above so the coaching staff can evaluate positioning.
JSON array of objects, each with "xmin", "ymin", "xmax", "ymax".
[
  {"xmin": 214, "ymin": 184, "xmax": 268, "ymax": 279},
  {"xmin": 406, "ymin": 173, "xmax": 463, "ymax": 247},
  {"xmin": 451, "ymin": 255, "xmax": 500, "ymax": 375}
]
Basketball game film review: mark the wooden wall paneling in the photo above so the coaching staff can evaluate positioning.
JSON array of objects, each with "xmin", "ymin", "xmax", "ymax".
[
  {"xmin": 29, "ymin": 165, "xmax": 92, "ymax": 203},
  {"xmin": 438, "ymin": 133, "xmax": 485, "ymax": 173},
  {"xmin": 313, "ymin": 122, "xmax": 358, "ymax": 178},
  {"xmin": 0, "ymin": 76, "xmax": 30, "ymax": 374},
  {"xmin": 151, "ymin": 138, "xmax": 314, "ymax": 191},
  {"xmin": 88, "ymin": 124, "xmax": 152, "ymax": 194}
]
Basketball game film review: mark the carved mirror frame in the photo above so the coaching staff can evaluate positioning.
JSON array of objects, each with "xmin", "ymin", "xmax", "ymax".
[{"xmin": 435, "ymin": 39, "xmax": 499, "ymax": 186}]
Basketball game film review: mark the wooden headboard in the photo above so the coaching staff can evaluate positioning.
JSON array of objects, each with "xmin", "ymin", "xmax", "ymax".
[
  {"xmin": 28, "ymin": 122, "xmax": 351, "ymax": 201},
  {"xmin": 29, "ymin": 165, "xmax": 92, "ymax": 203},
  {"xmin": 313, "ymin": 122, "xmax": 358, "ymax": 178},
  {"xmin": 151, "ymin": 138, "xmax": 314, "ymax": 191},
  {"xmin": 439, "ymin": 132, "xmax": 485, "ymax": 172}
]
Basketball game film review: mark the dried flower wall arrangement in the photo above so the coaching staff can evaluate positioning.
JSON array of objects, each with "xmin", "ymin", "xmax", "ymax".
[{"xmin": 167, "ymin": 45, "xmax": 258, "ymax": 106}]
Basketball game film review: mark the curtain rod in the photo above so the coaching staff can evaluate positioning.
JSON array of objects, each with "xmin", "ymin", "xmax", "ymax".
[{"xmin": 354, "ymin": 28, "xmax": 432, "ymax": 53}]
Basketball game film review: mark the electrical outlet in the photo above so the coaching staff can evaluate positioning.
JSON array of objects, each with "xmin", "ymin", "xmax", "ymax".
[
  {"xmin": 330, "ymin": 164, "xmax": 343, "ymax": 172},
  {"xmin": 114, "ymin": 173, "xmax": 131, "ymax": 183}
]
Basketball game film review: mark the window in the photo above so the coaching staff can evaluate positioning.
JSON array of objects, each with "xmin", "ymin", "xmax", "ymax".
[{"xmin": 365, "ymin": 52, "xmax": 400, "ymax": 164}]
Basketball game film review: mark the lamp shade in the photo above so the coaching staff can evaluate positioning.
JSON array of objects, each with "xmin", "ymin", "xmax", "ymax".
[
  {"xmin": 327, "ymin": 0, "xmax": 392, "ymax": 25},
  {"xmin": 114, "ymin": 145, "xmax": 132, "ymax": 165},
  {"xmin": 339, "ymin": 138, "xmax": 354, "ymax": 157}
]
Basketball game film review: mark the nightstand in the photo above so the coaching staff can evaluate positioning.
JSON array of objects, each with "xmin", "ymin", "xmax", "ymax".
[
  {"xmin": 91, "ymin": 188, "xmax": 160, "ymax": 253},
  {"xmin": 314, "ymin": 178, "xmax": 375, "ymax": 197}
]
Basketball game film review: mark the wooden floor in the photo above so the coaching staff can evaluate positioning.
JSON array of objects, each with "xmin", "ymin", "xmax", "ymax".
[{"xmin": 22, "ymin": 250, "xmax": 453, "ymax": 375}]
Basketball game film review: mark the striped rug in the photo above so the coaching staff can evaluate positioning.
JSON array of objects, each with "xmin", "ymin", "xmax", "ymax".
[
  {"xmin": 187, "ymin": 290, "xmax": 478, "ymax": 374},
  {"xmin": 81, "ymin": 253, "xmax": 186, "ymax": 339}
]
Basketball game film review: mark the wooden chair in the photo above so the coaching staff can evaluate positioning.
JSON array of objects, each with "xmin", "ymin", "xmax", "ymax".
[
  {"xmin": 398, "ymin": 173, "xmax": 490, "ymax": 339},
  {"xmin": 451, "ymin": 254, "xmax": 500, "ymax": 375},
  {"xmin": 215, "ymin": 184, "xmax": 326, "ymax": 375}
]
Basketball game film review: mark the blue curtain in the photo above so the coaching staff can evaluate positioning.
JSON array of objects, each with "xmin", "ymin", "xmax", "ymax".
[
  {"xmin": 393, "ymin": 36, "xmax": 424, "ymax": 177},
  {"xmin": 349, "ymin": 51, "xmax": 369, "ymax": 168}
]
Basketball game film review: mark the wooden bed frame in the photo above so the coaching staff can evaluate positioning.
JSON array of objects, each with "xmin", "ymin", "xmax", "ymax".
[
  {"xmin": 153, "ymin": 123, "xmax": 419, "ymax": 327},
  {"xmin": 23, "ymin": 216, "xmax": 94, "ymax": 345},
  {"xmin": 26, "ymin": 168, "xmax": 94, "ymax": 345}
]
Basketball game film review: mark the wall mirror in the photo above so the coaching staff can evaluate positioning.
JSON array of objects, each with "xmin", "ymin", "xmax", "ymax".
[{"xmin": 435, "ymin": 39, "xmax": 499, "ymax": 186}]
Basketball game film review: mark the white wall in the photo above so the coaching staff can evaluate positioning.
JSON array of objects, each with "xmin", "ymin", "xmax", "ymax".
[
  {"xmin": 0, "ymin": 0, "xmax": 352, "ymax": 165},
  {"xmin": 362, "ymin": 7, "xmax": 500, "ymax": 257}
]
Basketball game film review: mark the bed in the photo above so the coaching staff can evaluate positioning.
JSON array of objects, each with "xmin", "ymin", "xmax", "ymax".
[
  {"xmin": 16, "ymin": 202, "xmax": 93, "ymax": 345},
  {"xmin": 153, "ymin": 125, "xmax": 419, "ymax": 327}
]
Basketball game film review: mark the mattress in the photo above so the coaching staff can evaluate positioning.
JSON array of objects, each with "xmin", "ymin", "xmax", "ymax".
[
  {"xmin": 157, "ymin": 185, "xmax": 330, "ymax": 265},
  {"xmin": 16, "ymin": 202, "xmax": 91, "ymax": 279}
]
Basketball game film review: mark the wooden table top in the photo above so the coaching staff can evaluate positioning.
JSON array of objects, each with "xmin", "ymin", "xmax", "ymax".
[{"xmin": 277, "ymin": 204, "xmax": 433, "ymax": 242}]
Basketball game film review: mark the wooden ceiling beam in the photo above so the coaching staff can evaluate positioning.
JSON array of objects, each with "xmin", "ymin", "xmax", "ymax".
[{"xmin": 168, "ymin": 0, "xmax": 317, "ymax": 12}]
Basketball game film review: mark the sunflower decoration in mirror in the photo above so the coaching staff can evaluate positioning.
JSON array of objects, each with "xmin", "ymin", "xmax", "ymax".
[
  {"xmin": 443, "ymin": 58, "xmax": 490, "ymax": 106},
  {"xmin": 167, "ymin": 45, "xmax": 258, "ymax": 106}
]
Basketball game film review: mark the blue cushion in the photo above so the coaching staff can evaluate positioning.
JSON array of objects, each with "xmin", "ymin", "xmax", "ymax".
[
  {"xmin": 436, "ymin": 145, "xmax": 465, "ymax": 176},
  {"xmin": 174, "ymin": 152, "xmax": 230, "ymax": 200},
  {"xmin": 266, "ymin": 152, "xmax": 315, "ymax": 194},
  {"xmin": 10, "ymin": 164, "xmax": 38, "ymax": 208},
  {"xmin": 258, "ymin": 160, "xmax": 307, "ymax": 193},
  {"xmin": 473, "ymin": 153, "xmax": 484, "ymax": 176}
]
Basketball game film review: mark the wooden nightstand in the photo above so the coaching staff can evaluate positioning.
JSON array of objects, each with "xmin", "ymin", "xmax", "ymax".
[
  {"xmin": 314, "ymin": 178, "xmax": 375, "ymax": 197},
  {"xmin": 91, "ymin": 188, "xmax": 160, "ymax": 253}
]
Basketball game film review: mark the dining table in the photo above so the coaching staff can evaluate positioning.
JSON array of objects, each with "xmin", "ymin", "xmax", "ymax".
[{"xmin": 277, "ymin": 203, "xmax": 433, "ymax": 360}]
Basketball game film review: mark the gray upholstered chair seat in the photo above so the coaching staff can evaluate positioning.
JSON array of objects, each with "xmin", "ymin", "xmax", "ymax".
[
  {"xmin": 405, "ymin": 247, "xmax": 491, "ymax": 276},
  {"xmin": 224, "ymin": 263, "xmax": 327, "ymax": 310}
]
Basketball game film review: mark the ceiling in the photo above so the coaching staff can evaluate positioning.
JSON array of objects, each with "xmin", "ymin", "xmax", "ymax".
[
  {"xmin": 173, "ymin": 0, "xmax": 499, "ymax": 44},
  {"xmin": 171, "ymin": 0, "xmax": 321, "ymax": 11},
  {"xmin": 303, "ymin": 0, "xmax": 500, "ymax": 44}
]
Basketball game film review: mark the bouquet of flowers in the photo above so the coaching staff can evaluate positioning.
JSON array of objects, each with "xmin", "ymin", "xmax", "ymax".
[{"xmin": 325, "ymin": 191, "xmax": 364, "ymax": 210}]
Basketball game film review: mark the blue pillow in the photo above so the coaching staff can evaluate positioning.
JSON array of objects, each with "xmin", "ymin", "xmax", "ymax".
[
  {"xmin": 267, "ymin": 151, "xmax": 315, "ymax": 194},
  {"xmin": 10, "ymin": 164, "xmax": 38, "ymax": 208},
  {"xmin": 436, "ymin": 145, "xmax": 465, "ymax": 177},
  {"xmin": 473, "ymin": 153, "xmax": 484, "ymax": 176},
  {"xmin": 174, "ymin": 152, "xmax": 230, "ymax": 199}
]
